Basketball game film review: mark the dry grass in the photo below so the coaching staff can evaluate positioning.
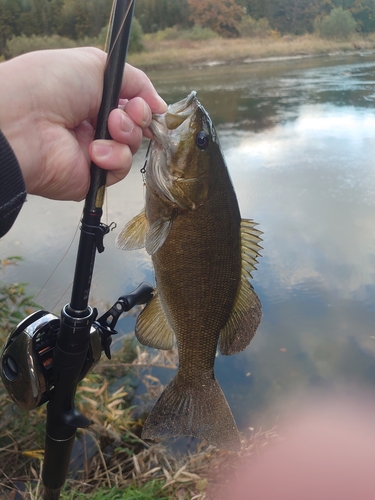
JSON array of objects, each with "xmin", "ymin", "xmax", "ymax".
[
  {"xmin": 128, "ymin": 34, "xmax": 375, "ymax": 71},
  {"xmin": 0, "ymin": 341, "xmax": 279, "ymax": 499},
  {"xmin": 2, "ymin": 426, "xmax": 278, "ymax": 499},
  {"xmin": 80, "ymin": 426, "xmax": 278, "ymax": 500}
]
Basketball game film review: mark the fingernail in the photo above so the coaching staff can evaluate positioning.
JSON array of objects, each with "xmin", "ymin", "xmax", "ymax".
[
  {"xmin": 141, "ymin": 100, "xmax": 152, "ymax": 126},
  {"xmin": 92, "ymin": 143, "xmax": 112, "ymax": 158},
  {"xmin": 121, "ymin": 114, "xmax": 134, "ymax": 133},
  {"xmin": 157, "ymin": 95, "xmax": 168, "ymax": 112}
]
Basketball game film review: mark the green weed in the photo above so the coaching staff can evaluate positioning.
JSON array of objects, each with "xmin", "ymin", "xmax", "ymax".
[
  {"xmin": 60, "ymin": 481, "xmax": 171, "ymax": 499},
  {"xmin": 0, "ymin": 256, "xmax": 38, "ymax": 340}
]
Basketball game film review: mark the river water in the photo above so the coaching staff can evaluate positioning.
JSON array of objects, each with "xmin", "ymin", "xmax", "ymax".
[{"xmin": 1, "ymin": 53, "xmax": 375, "ymax": 431}]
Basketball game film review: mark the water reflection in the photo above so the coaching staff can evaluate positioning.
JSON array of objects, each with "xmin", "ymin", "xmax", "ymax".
[
  {"xmin": 1, "ymin": 54, "xmax": 375, "ymax": 430},
  {"xmin": 227, "ymin": 104, "xmax": 375, "ymax": 302}
]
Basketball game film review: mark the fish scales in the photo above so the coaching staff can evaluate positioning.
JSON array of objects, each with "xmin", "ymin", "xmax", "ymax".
[
  {"xmin": 116, "ymin": 91, "xmax": 262, "ymax": 451},
  {"xmin": 149, "ymin": 157, "xmax": 241, "ymax": 374}
]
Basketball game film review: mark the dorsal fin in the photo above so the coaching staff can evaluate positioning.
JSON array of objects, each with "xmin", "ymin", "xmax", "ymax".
[
  {"xmin": 219, "ymin": 219, "xmax": 262, "ymax": 355},
  {"xmin": 135, "ymin": 290, "xmax": 175, "ymax": 350},
  {"xmin": 116, "ymin": 211, "xmax": 149, "ymax": 250},
  {"xmin": 240, "ymin": 219, "xmax": 263, "ymax": 279}
]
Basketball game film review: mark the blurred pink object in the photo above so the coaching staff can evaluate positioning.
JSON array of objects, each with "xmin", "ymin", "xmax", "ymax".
[{"xmin": 229, "ymin": 395, "xmax": 375, "ymax": 500}]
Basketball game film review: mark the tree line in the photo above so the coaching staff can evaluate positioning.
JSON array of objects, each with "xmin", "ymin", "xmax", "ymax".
[
  {"xmin": 0, "ymin": 0, "xmax": 111, "ymax": 54},
  {"xmin": 135, "ymin": 0, "xmax": 375, "ymax": 35},
  {"xmin": 1, "ymin": 0, "xmax": 375, "ymax": 56}
]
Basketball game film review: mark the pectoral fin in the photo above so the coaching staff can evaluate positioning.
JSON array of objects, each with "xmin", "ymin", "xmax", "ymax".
[
  {"xmin": 145, "ymin": 216, "xmax": 174, "ymax": 255},
  {"xmin": 219, "ymin": 219, "xmax": 263, "ymax": 356},
  {"xmin": 135, "ymin": 290, "xmax": 175, "ymax": 350},
  {"xmin": 116, "ymin": 211, "xmax": 149, "ymax": 250}
]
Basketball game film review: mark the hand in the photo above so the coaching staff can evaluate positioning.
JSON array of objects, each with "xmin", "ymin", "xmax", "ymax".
[{"xmin": 0, "ymin": 47, "xmax": 167, "ymax": 201}]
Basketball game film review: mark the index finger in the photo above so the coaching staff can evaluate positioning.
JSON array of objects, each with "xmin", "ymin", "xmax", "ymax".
[{"xmin": 120, "ymin": 63, "xmax": 167, "ymax": 114}]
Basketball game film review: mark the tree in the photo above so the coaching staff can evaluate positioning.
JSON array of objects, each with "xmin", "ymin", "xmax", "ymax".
[
  {"xmin": 238, "ymin": 15, "xmax": 273, "ymax": 37},
  {"xmin": 49, "ymin": 0, "xmax": 64, "ymax": 34},
  {"xmin": 238, "ymin": 0, "xmax": 273, "ymax": 19},
  {"xmin": 350, "ymin": 0, "xmax": 375, "ymax": 32},
  {"xmin": 188, "ymin": 0, "xmax": 244, "ymax": 37},
  {"xmin": 30, "ymin": 0, "xmax": 49, "ymax": 35},
  {"xmin": 135, "ymin": 0, "xmax": 191, "ymax": 33},
  {"xmin": 0, "ymin": 0, "xmax": 22, "ymax": 55},
  {"xmin": 270, "ymin": 0, "xmax": 334, "ymax": 34},
  {"xmin": 314, "ymin": 6, "xmax": 357, "ymax": 38}
]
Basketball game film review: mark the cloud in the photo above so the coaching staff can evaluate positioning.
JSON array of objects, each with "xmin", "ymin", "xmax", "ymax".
[{"xmin": 223, "ymin": 104, "xmax": 375, "ymax": 301}]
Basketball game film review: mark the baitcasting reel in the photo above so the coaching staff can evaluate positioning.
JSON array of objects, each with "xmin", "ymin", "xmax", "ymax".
[{"xmin": 0, "ymin": 282, "xmax": 153, "ymax": 411}]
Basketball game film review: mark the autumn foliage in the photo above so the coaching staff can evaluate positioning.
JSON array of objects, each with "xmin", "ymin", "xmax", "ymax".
[{"xmin": 188, "ymin": 0, "xmax": 244, "ymax": 38}]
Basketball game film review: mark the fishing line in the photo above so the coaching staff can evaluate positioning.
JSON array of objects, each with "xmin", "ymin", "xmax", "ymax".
[
  {"xmin": 33, "ymin": 215, "xmax": 81, "ymax": 306},
  {"xmin": 140, "ymin": 140, "xmax": 151, "ymax": 186},
  {"xmin": 141, "ymin": 140, "xmax": 152, "ymax": 209},
  {"xmin": 50, "ymin": 281, "xmax": 73, "ymax": 314},
  {"xmin": 139, "ymin": 140, "xmax": 157, "ymax": 290},
  {"xmin": 106, "ymin": 0, "xmax": 134, "ymax": 66},
  {"xmin": 44, "ymin": 215, "xmax": 117, "ymax": 313},
  {"xmin": 33, "ymin": 194, "xmax": 113, "ymax": 312}
]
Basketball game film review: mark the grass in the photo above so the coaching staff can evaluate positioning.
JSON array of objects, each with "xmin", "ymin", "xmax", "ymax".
[
  {"xmin": 0, "ymin": 257, "xmax": 38, "ymax": 339},
  {"xmin": 127, "ymin": 33, "xmax": 375, "ymax": 71},
  {"xmin": 60, "ymin": 481, "xmax": 171, "ymax": 499},
  {"xmin": 2, "ymin": 425, "xmax": 277, "ymax": 499},
  {"xmin": 0, "ymin": 329, "xmax": 278, "ymax": 499},
  {"xmin": 3, "ymin": 29, "xmax": 375, "ymax": 69}
]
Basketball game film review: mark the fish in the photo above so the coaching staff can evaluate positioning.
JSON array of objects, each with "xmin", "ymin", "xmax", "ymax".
[{"xmin": 116, "ymin": 91, "xmax": 262, "ymax": 451}]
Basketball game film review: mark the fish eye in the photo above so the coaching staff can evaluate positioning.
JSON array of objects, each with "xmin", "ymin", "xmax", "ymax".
[{"xmin": 196, "ymin": 131, "xmax": 209, "ymax": 150}]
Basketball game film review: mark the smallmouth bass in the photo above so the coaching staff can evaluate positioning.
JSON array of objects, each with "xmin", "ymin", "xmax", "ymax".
[{"xmin": 116, "ymin": 92, "xmax": 262, "ymax": 451}]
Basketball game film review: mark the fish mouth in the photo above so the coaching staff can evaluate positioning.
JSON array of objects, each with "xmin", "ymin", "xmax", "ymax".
[
  {"xmin": 167, "ymin": 90, "xmax": 197, "ymax": 115},
  {"xmin": 150, "ymin": 91, "xmax": 199, "ymax": 147}
]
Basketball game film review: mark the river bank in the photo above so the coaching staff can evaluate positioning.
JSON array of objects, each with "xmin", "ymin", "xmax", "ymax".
[
  {"xmin": 0, "ymin": 335, "xmax": 277, "ymax": 499},
  {"xmin": 128, "ymin": 34, "xmax": 375, "ymax": 71}
]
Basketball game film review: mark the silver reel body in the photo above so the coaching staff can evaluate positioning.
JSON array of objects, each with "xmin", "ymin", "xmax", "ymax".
[{"xmin": 1, "ymin": 310, "xmax": 101, "ymax": 410}]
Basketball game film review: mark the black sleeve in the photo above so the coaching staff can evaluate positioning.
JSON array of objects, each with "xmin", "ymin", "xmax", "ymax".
[{"xmin": 0, "ymin": 130, "xmax": 27, "ymax": 238}]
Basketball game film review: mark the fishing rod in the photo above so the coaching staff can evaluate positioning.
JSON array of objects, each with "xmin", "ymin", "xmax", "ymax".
[{"xmin": 0, "ymin": 0, "xmax": 154, "ymax": 498}]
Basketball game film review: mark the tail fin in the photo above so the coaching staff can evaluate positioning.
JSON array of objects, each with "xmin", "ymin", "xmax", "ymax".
[{"xmin": 142, "ymin": 374, "xmax": 241, "ymax": 451}]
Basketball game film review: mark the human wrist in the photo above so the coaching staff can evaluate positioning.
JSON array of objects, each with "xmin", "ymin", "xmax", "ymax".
[{"xmin": 0, "ymin": 130, "xmax": 27, "ymax": 237}]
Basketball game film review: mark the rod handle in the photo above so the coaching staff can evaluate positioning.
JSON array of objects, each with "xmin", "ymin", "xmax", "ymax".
[{"xmin": 42, "ymin": 434, "xmax": 75, "ymax": 493}]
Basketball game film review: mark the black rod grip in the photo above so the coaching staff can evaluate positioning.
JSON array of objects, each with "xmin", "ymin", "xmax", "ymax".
[{"xmin": 42, "ymin": 434, "xmax": 75, "ymax": 493}]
